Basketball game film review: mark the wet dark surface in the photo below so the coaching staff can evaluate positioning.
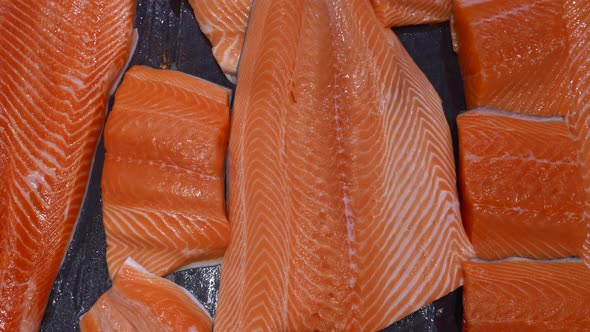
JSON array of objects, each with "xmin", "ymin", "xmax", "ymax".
[{"xmin": 41, "ymin": 1, "xmax": 465, "ymax": 331}]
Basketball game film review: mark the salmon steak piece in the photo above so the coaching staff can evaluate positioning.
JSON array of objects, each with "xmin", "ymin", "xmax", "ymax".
[
  {"xmin": 458, "ymin": 109, "xmax": 585, "ymax": 260},
  {"xmin": 0, "ymin": 0, "xmax": 135, "ymax": 330},
  {"xmin": 215, "ymin": 0, "xmax": 473, "ymax": 330},
  {"xmin": 463, "ymin": 259, "xmax": 590, "ymax": 331},
  {"xmin": 564, "ymin": 0, "xmax": 590, "ymax": 267},
  {"xmin": 80, "ymin": 258, "xmax": 212, "ymax": 332},
  {"xmin": 371, "ymin": 0, "xmax": 452, "ymax": 28},
  {"xmin": 102, "ymin": 66, "xmax": 231, "ymax": 278},
  {"xmin": 188, "ymin": 0, "xmax": 251, "ymax": 83},
  {"xmin": 453, "ymin": 0, "xmax": 570, "ymax": 116}
]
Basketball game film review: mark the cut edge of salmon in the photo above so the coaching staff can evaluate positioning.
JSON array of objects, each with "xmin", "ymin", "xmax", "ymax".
[
  {"xmin": 108, "ymin": 29, "xmax": 139, "ymax": 97},
  {"xmin": 371, "ymin": 0, "xmax": 453, "ymax": 28},
  {"xmin": 174, "ymin": 257, "xmax": 223, "ymax": 272},
  {"xmin": 458, "ymin": 107, "xmax": 564, "ymax": 123},
  {"xmin": 563, "ymin": 0, "xmax": 590, "ymax": 269},
  {"xmin": 124, "ymin": 65, "xmax": 232, "ymax": 105},
  {"xmin": 468, "ymin": 256, "xmax": 583, "ymax": 264}
]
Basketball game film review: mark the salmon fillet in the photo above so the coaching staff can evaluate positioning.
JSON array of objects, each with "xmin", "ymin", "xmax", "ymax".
[
  {"xmin": 371, "ymin": 0, "xmax": 452, "ymax": 27},
  {"xmin": 564, "ymin": 0, "xmax": 590, "ymax": 267},
  {"xmin": 80, "ymin": 258, "xmax": 212, "ymax": 332},
  {"xmin": 215, "ymin": 0, "xmax": 473, "ymax": 330},
  {"xmin": 188, "ymin": 0, "xmax": 251, "ymax": 83},
  {"xmin": 0, "ymin": 1, "xmax": 135, "ymax": 330},
  {"xmin": 102, "ymin": 66, "xmax": 231, "ymax": 278},
  {"xmin": 453, "ymin": 0, "xmax": 570, "ymax": 116},
  {"xmin": 458, "ymin": 109, "xmax": 585, "ymax": 259},
  {"xmin": 463, "ymin": 259, "xmax": 590, "ymax": 331}
]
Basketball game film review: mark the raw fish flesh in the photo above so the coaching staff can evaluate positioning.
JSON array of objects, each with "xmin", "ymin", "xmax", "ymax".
[
  {"xmin": 463, "ymin": 258, "xmax": 590, "ymax": 331},
  {"xmin": 453, "ymin": 0, "xmax": 569, "ymax": 116},
  {"xmin": 458, "ymin": 109, "xmax": 585, "ymax": 259},
  {"xmin": 102, "ymin": 66, "xmax": 231, "ymax": 277},
  {"xmin": 188, "ymin": 0, "xmax": 251, "ymax": 83},
  {"xmin": 215, "ymin": 0, "xmax": 473, "ymax": 330},
  {"xmin": 80, "ymin": 258, "xmax": 212, "ymax": 332},
  {"xmin": 454, "ymin": 0, "xmax": 590, "ymax": 266},
  {"xmin": 371, "ymin": 0, "xmax": 452, "ymax": 27},
  {"xmin": 564, "ymin": 0, "xmax": 590, "ymax": 267},
  {"xmin": 0, "ymin": 1, "xmax": 135, "ymax": 330}
]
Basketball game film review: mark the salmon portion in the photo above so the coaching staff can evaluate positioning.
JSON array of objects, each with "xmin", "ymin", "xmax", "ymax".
[
  {"xmin": 463, "ymin": 259, "xmax": 590, "ymax": 331},
  {"xmin": 188, "ymin": 0, "xmax": 251, "ymax": 83},
  {"xmin": 80, "ymin": 258, "xmax": 212, "ymax": 332},
  {"xmin": 102, "ymin": 66, "xmax": 231, "ymax": 277},
  {"xmin": 453, "ymin": 0, "xmax": 570, "ymax": 116},
  {"xmin": 564, "ymin": 0, "xmax": 590, "ymax": 267},
  {"xmin": 371, "ymin": 0, "xmax": 452, "ymax": 27},
  {"xmin": 458, "ymin": 109, "xmax": 585, "ymax": 259},
  {"xmin": 215, "ymin": 0, "xmax": 473, "ymax": 330},
  {"xmin": 0, "ymin": 1, "xmax": 135, "ymax": 330}
]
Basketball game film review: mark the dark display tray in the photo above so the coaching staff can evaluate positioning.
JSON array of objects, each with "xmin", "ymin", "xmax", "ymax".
[{"xmin": 40, "ymin": 1, "xmax": 466, "ymax": 331}]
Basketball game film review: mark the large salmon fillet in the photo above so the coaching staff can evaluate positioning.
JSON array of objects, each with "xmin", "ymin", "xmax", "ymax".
[
  {"xmin": 564, "ymin": 0, "xmax": 590, "ymax": 267},
  {"xmin": 102, "ymin": 66, "xmax": 231, "ymax": 277},
  {"xmin": 188, "ymin": 0, "xmax": 251, "ymax": 83},
  {"xmin": 463, "ymin": 259, "xmax": 590, "ymax": 331},
  {"xmin": 80, "ymin": 258, "xmax": 212, "ymax": 332},
  {"xmin": 215, "ymin": 0, "xmax": 473, "ymax": 330},
  {"xmin": 453, "ymin": 0, "xmax": 570, "ymax": 116},
  {"xmin": 0, "ymin": 1, "xmax": 135, "ymax": 330},
  {"xmin": 458, "ymin": 109, "xmax": 585, "ymax": 259},
  {"xmin": 371, "ymin": 0, "xmax": 452, "ymax": 28}
]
